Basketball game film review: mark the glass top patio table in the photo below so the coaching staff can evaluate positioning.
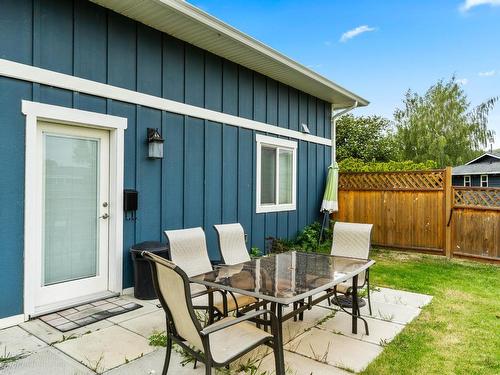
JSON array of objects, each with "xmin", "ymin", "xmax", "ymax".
[{"xmin": 190, "ymin": 251, "xmax": 375, "ymax": 305}]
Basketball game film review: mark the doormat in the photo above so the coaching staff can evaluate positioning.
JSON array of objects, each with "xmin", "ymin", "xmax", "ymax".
[{"xmin": 39, "ymin": 297, "xmax": 142, "ymax": 332}]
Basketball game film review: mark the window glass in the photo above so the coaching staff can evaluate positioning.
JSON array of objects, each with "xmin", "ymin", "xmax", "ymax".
[
  {"xmin": 464, "ymin": 176, "xmax": 471, "ymax": 187},
  {"xmin": 260, "ymin": 146, "xmax": 276, "ymax": 204},
  {"xmin": 256, "ymin": 135, "xmax": 297, "ymax": 213},
  {"xmin": 43, "ymin": 135, "xmax": 99, "ymax": 286},
  {"xmin": 279, "ymin": 149, "xmax": 293, "ymax": 204},
  {"xmin": 481, "ymin": 175, "xmax": 488, "ymax": 187}
]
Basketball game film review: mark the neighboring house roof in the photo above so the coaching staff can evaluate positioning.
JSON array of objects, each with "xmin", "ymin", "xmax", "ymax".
[
  {"xmin": 452, "ymin": 164, "xmax": 500, "ymax": 175},
  {"xmin": 453, "ymin": 151, "xmax": 500, "ymax": 175},
  {"xmin": 464, "ymin": 151, "xmax": 500, "ymax": 165},
  {"xmin": 90, "ymin": 0, "xmax": 368, "ymax": 109}
]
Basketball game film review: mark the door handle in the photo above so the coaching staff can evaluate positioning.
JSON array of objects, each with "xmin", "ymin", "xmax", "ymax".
[{"xmin": 99, "ymin": 213, "xmax": 109, "ymax": 219}]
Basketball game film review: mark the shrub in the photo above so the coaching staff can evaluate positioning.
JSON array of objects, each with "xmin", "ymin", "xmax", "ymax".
[
  {"xmin": 266, "ymin": 221, "xmax": 334, "ymax": 255},
  {"xmin": 338, "ymin": 157, "xmax": 438, "ymax": 172}
]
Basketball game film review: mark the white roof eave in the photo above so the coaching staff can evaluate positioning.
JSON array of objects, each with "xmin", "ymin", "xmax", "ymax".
[{"xmin": 91, "ymin": 0, "xmax": 369, "ymax": 108}]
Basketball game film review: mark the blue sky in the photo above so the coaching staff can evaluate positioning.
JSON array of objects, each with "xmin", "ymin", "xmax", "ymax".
[{"xmin": 189, "ymin": 0, "xmax": 500, "ymax": 149}]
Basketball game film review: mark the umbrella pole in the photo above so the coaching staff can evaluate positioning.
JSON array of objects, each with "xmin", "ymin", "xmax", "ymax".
[{"xmin": 318, "ymin": 211, "xmax": 329, "ymax": 244}]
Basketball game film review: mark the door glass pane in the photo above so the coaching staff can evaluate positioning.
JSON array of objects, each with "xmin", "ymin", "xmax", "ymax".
[
  {"xmin": 279, "ymin": 149, "xmax": 293, "ymax": 204},
  {"xmin": 261, "ymin": 146, "xmax": 276, "ymax": 204},
  {"xmin": 43, "ymin": 134, "xmax": 99, "ymax": 286}
]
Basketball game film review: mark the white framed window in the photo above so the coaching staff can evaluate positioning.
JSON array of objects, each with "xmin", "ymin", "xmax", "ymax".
[
  {"xmin": 256, "ymin": 134, "xmax": 297, "ymax": 213},
  {"xmin": 464, "ymin": 175, "xmax": 471, "ymax": 187},
  {"xmin": 480, "ymin": 175, "xmax": 488, "ymax": 187}
]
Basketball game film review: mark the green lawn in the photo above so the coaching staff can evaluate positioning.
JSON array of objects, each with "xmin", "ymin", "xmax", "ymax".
[{"xmin": 362, "ymin": 249, "xmax": 500, "ymax": 375}]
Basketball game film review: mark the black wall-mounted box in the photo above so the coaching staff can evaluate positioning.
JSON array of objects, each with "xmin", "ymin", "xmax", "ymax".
[{"xmin": 124, "ymin": 189, "xmax": 138, "ymax": 212}]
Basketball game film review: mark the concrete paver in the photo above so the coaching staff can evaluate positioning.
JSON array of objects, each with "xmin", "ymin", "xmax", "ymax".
[
  {"xmin": 318, "ymin": 311, "xmax": 405, "ymax": 345},
  {"xmin": 285, "ymin": 327, "xmax": 383, "ymax": 373},
  {"xmin": 54, "ymin": 325, "xmax": 155, "ymax": 372},
  {"xmin": 1, "ymin": 287, "xmax": 430, "ymax": 374},
  {"xmin": 0, "ymin": 326, "xmax": 46, "ymax": 357},
  {"xmin": 0, "ymin": 347, "xmax": 94, "ymax": 375}
]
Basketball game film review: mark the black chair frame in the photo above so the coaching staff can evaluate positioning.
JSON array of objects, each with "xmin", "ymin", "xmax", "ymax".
[{"xmin": 143, "ymin": 252, "xmax": 285, "ymax": 375}]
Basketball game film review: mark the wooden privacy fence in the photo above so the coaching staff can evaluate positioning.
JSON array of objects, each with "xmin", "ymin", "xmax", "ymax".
[
  {"xmin": 335, "ymin": 168, "xmax": 500, "ymax": 263},
  {"xmin": 451, "ymin": 187, "xmax": 500, "ymax": 261}
]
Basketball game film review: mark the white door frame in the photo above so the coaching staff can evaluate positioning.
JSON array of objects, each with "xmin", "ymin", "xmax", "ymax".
[{"xmin": 21, "ymin": 100, "xmax": 127, "ymax": 319}]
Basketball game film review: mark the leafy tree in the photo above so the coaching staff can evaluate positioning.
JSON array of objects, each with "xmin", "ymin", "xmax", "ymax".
[
  {"xmin": 394, "ymin": 77, "xmax": 497, "ymax": 167},
  {"xmin": 336, "ymin": 114, "xmax": 398, "ymax": 162}
]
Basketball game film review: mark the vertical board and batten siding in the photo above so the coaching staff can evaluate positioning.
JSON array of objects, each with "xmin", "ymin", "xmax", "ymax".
[{"xmin": 0, "ymin": 0, "xmax": 332, "ymax": 318}]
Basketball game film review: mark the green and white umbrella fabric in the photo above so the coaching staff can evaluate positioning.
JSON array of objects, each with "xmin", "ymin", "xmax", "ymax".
[{"xmin": 320, "ymin": 162, "xmax": 339, "ymax": 213}]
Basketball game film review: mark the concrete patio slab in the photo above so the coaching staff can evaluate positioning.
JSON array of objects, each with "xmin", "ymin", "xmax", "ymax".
[
  {"xmin": 102, "ymin": 348, "xmax": 198, "ymax": 375},
  {"xmin": 0, "ymin": 346, "xmax": 93, "ymax": 375},
  {"xmin": 259, "ymin": 349, "xmax": 353, "ymax": 375},
  {"xmin": 54, "ymin": 325, "xmax": 155, "ymax": 372},
  {"xmin": 315, "ymin": 286, "xmax": 432, "ymax": 310},
  {"xmin": 360, "ymin": 300, "xmax": 422, "ymax": 325},
  {"xmin": 0, "ymin": 326, "xmax": 46, "ymax": 358},
  {"xmin": 229, "ymin": 344, "xmax": 273, "ymax": 371},
  {"xmin": 2, "ymin": 287, "xmax": 432, "ymax": 374},
  {"xmin": 118, "ymin": 310, "xmax": 166, "ymax": 339},
  {"xmin": 280, "ymin": 305, "xmax": 335, "ymax": 344},
  {"xmin": 20, "ymin": 317, "xmax": 113, "ymax": 345},
  {"xmin": 318, "ymin": 311, "xmax": 405, "ymax": 346},
  {"xmin": 285, "ymin": 327, "xmax": 383, "ymax": 373},
  {"xmin": 371, "ymin": 287, "xmax": 433, "ymax": 308},
  {"xmin": 121, "ymin": 294, "xmax": 160, "ymax": 307},
  {"xmin": 106, "ymin": 300, "xmax": 160, "ymax": 324}
]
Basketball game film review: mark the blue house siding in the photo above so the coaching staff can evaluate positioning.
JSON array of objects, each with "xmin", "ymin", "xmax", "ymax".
[
  {"xmin": 0, "ymin": 0, "xmax": 332, "ymax": 319},
  {"xmin": 0, "ymin": 77, "xmax": 31, "ymax": 319}
]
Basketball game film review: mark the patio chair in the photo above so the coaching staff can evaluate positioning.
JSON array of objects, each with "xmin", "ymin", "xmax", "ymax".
[
  {"xmin": 142, "ymin": 251, "xmax": 285, "ymax": 375},
  {"xmin": 330, "ymin": 221, "xmax": 373, "ymax": 316},
  {"xmin": 214, "ymin": 223, "xmax": 266, "ymax": 328},
  {"xmin": 165, "ymin": 227, "xmax": 256, "ymax": 319},
  {"xmin": 213, "ymin": 223, "xmax": 251, "ymax": 265}
]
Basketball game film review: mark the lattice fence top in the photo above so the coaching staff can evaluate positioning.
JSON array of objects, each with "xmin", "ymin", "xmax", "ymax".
[
  {"xmin": 453, "ymin": 187, "xmax": 500, "ymax": 210},
  {"xmin": 339, "ymin": 170, "xmax": 445, "ymax": 191}
]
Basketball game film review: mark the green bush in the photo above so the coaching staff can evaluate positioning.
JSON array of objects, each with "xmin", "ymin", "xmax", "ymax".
[
  {"xmin": 338, "ymin": 157, "xmax": 438, "ymax": 172},
  {"xmin": 266, "ymin": 237, "xmax": 298, "ymax": 254},
  {"xmin": 295, "ymin": 221, "xmax": 332, "ymax": 253},
  {"xmin": 265, "ymin": 221, "xmax": 333, "ymax": 255}
]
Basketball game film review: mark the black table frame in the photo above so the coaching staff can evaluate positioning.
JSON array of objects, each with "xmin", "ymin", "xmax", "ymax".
[{"xmin": 191, "ymin": 256, "xmax": 372, "ymax": 345}]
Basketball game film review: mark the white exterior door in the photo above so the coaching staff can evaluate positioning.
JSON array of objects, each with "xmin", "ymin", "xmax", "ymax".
[{"xmin": 33, "ymin": 122, "xmax": 110, "ymax": 313}]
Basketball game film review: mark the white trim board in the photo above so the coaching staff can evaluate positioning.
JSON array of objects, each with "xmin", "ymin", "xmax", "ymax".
[
  {"xmin": 0, "ymin": 314, "xmax": 24, "ymax": 330},
  {"xmin": 122, "ymin": 287, "xmax": 135, "ymax": 296},
  {"xmin": 21, "ymin": 100, "xmax": 126, "ymax": 319},
  {"xmin": 255, "ymin": 134, "xmax": 297, "ymax": 213},
  {"xmin": 0, "ymin": 58, "xmax": 332, "ymax": 147}
]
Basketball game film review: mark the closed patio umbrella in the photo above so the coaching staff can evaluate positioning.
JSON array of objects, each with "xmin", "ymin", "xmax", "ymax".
[
  {"xmin": 319, "ymin": 162, "xmax": 339, "ymax": 242},
  {"xmin": 321, "ymin": 162, "xmax": 339, "ymax": 213},
  {"xmin": 319, "ymin": 100, "xmax": 358, "ymax": 243}
]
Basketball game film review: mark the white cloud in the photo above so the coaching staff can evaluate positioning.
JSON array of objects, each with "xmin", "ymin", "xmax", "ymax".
[
  {"xmin": 340, "ymin": 25, "xmax": 377, "ymax": 43},
  {"xmin": 460, "ymin": 0, "xmax": 500, "ymax": 12},
  {"xmin": 457, "ymin": 78, "xmax": 469, "ymax": 85},
  {"xmin": 478, "ymin": 70, "xmax": 496, "ymax": 77}
]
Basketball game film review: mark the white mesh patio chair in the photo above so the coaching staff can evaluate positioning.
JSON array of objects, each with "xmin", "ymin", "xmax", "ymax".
[
  {"xmin": 142, "ymin": 252, "xmax": 285, "ymax": 375},
  {"xmin": 213, "ymin": 223, "xmax": 251, "ymax": 265},
  {"xmin": 165, "ymin": 227, "xmax": 256, "ymax": 319},
  {"xmin": 214, "ymin": 223, "xmax": 266, "ymax": 327},
  {"xmin": 330, "ymin": 221, "xmax": 373, "ymax": 315}
]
